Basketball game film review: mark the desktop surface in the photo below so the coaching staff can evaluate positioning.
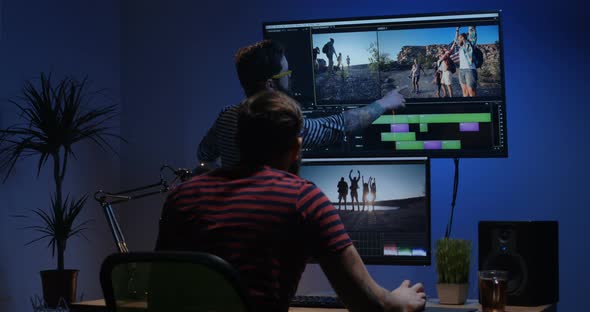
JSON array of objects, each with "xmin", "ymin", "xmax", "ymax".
[{"xmin": 70, "ymin": 298, "xmax": 556, "ymax": 312}]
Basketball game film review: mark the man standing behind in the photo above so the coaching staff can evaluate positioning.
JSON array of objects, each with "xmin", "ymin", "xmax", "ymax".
[
  {"xmin": 158, "ymin": 90, "xmax": 426, "ymax": 312},
  {"xmin": 198, "ymin": 40, "xmax": 405, "ymax": 169}
]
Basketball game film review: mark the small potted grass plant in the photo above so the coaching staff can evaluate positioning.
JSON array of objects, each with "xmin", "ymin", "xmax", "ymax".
[
  {"xmin": 435, "ymin": 238, "xmax": 471, "ymax": 305},
  {"xmin": 1, "ymin": 73, "xmax": 122, "ymax": 307}
]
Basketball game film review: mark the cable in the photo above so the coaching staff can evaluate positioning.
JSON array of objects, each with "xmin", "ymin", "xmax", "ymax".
[{"xmin": 444, "ymin": 157, "xmax": 460, "ymax": 238}]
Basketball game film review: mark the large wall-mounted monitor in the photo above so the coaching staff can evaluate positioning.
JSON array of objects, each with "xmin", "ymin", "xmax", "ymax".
[
  {"xmin": 298, "ymin": 157, "xmax": 431, "ymax": 265},
  {"xmin": 263, "ymin": 11, "xmax": 507, "ymax": 158}
]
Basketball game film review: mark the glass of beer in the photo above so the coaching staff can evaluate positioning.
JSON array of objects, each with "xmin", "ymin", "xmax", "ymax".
[{"xmin": 478, "ymin": 270, "xmax": 508, "ymax": 312}]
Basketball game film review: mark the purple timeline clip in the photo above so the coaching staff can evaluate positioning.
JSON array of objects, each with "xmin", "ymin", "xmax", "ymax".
[
  {"xmin": 460, "ymin": 122, "xmax": 480, "ymax": 132},
  {"xmin": 424, "ymin": 141, "xmax": 442, "ymax": 150},
  {"xmin": 391, "ymin": 124, "xmax": 410, "ymax": 132}
]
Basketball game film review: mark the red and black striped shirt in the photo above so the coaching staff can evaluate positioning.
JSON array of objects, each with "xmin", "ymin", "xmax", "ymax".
[{"xmin": 156, "ymin": 166, "xmax": 352, "ymax": 312}]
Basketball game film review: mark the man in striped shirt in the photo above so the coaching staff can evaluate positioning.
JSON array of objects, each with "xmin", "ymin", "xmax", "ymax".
[
  {"xmin": 159, "ymin": 91, "xmax": 426, "ymax": 312},
  {"xmin": 197, "ymin": 40, "xmax": 406, "ymax": 168}
]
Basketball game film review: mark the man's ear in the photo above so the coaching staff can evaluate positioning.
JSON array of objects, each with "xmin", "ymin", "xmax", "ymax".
[
  {"xmin": 265, "ymin": 78, "xmax": 275, "ymax": 90},
  {"xmin": 290, "ymin": 137, "xmax": 303, "ymax": 161}
]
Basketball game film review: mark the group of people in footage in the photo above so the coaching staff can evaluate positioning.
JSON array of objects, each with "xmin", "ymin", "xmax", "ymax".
[
  {"xmin": 158, "ymin": 25, "xmax": 504, "ymax": 310},
  {"xmin": 337, "ymin": 170, "xmax": 378, "ymax": 211}
]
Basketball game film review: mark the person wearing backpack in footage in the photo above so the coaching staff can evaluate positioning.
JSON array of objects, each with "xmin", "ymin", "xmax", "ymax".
[
  {"xmin": 323, "ymin": 38, "xmax": 337, "ymax": 73},
  {"xmin": 451, "ymin": 26, "xmax": 478, "ymax": 97}
]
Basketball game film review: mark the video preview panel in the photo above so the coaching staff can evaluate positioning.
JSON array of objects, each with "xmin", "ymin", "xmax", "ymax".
[
  {"xmin": 311, "ymin": 25, "xmax": 501, "ymax": 105},
  {"xmin": 298, "ymin": 158, "xmax": 431, "ymax": 265}
]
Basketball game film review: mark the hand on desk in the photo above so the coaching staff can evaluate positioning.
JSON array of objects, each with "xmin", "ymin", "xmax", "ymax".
[{"xmin": 391, "ymin": 280, "xmax": 427, "ymax": 312}]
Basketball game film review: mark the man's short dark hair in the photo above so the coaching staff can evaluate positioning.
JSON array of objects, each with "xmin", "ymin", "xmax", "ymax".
[
  {"xmin": 238, "ymin": 91, "xmax": 302, "ymax": 166},
  {"xmin": 460, "ymin": 33, "xmax": 468, "ymax": 41},
  {"xmin": 235, "ymin": 40, "xmax": 285, "ymax": 97}
]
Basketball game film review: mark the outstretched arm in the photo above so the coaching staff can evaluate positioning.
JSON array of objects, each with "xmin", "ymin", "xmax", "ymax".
[
  {"xmin": 299, "ymin": 184, "xmax": 426, "ymax": 312},
  {"xmin": 302, "ymin": 115, "xmax": 346, "ymax": 148},
  {"xmin": 342, "ymin": 89, "xmax": 405, "ymax": 134},
  {"xmin": 319, "ymin": 245, "xmax": 427, "ymax": 312}
]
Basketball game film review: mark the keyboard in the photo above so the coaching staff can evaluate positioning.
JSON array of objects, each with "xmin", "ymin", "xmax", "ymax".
[
  {"xmin": 290, "ymin": 295, "xmax": 478, "ymax": 311},
  {"xmin": 290, "ymin": 295, "xmax": 345, "ymax": 308}
]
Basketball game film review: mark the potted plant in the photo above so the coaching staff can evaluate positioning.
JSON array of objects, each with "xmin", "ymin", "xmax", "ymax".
[
  {"xmin": 435, "ymin": 238, "xmax": 471, "ymax": 305},
  {"xmin": 0, "ymin": 73, "xmax": 122, "ymax": 307}
]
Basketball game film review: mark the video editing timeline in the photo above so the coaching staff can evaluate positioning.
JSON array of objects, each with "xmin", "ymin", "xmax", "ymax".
[
  {"xmin": 298, "ymin": 158, "xmax": 430, "ymax": 265},
  {"xmin": 378, "ymin": 113, "xmax": 490, "ymax": 150},
  {"xmin": 370, "ymin": 105, "xmax": 505, "ymax": 152},
  {"xmin": 263, "ymin": 11, "xmax": 507, "ymax": 158},
  {"xmin": 301, "ymin": 100, "xmax": 505, "ymax": 158}
]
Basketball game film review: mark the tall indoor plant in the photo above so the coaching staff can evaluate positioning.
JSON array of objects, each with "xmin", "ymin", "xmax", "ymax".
[
  {"xmin": 435, "ymin": 238, "xmax": 471, "ymax": 304},
  {"xmin": 0, "ymin": 73, "xmax": 122, "ymax": 307}
]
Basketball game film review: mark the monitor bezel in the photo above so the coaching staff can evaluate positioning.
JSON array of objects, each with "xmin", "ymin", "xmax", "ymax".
[
  {"xmin": 300, "ymin": 157, "xmax": 431, "ymax": 266},
  {"xmin": 262, "ymin": 10, "xmax": 508, "ymax": 159}
]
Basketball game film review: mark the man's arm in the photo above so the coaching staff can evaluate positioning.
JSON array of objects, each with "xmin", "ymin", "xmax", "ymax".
[
  {"xmin": 297, "ymin": 184, "xmax": 426, "ymax": 312},
  {"xmin": 342, "ymin": 89, "xmax": 405, "ymax": 133},
  {"xmin": 319, "ymin": 245, "xmax": 427, "ymax": 312},
  {"xmin": 301, "ymin": 86, "xmax": 405, "ymax": 149},
  {"xmin": 302, "ymin": 114, "xmax": 345, "ymax": 148}
]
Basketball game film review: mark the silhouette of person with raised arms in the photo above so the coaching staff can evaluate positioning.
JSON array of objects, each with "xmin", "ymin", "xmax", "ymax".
[
  {"xmin": 362, "ymin": 176, "xmax": 370, "ymax": 211},
  {"xmin": 369, "ymin": 177, "xmax": 377, "ymax": 210},
  {"xmin": 337, "ymin": 177, "xmax": 348, "ymax": 210},
  {"xmin": 349, "ymin": 169, "xmax": 360, "ymax": 211}
]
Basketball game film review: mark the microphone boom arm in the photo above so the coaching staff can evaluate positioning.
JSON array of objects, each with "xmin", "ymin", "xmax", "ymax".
[{"xmin": 95, "ymin": 164, "xmax": 191, "ymax": 253}]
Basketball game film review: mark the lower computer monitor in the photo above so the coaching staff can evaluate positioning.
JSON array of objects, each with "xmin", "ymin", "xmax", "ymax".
[{"xmin": 298, "ymin": 157, "xmax": 431, "ymax": 265}]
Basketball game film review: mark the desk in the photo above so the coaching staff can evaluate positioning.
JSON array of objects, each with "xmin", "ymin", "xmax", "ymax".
[{"xmin": 70, "ymin": 299, "xmax": 556, "ymax": 312}]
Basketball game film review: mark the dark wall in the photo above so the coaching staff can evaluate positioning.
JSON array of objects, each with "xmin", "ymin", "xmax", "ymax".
[
  {"xmin": 120, "ymin": 1, "xmax": 589, "ymax": 311},
  {"xmin": 0, "ymin": 1, "xmax": 121, "ymax": 311},
  {"xmin": 0, "ymin": 1, "xmax": 578, "ymax": 311}
]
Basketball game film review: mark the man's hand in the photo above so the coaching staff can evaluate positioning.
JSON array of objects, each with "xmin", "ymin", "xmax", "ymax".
[
  {"xmin": 391, "ymin": 280, "xmax": 427, "ymax": 312},
  {"xmin": 376, "ymin": 87, "xmax": 406, "ymax": 111}
]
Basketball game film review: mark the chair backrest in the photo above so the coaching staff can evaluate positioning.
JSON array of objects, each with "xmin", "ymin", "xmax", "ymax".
[{"xmin": 100, "ymin": 251, "xmax": 252, "ymax": 312}]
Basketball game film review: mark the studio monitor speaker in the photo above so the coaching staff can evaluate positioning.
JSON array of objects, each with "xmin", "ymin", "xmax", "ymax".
[{"xmin": 478, "ymin": 221, "xmax": 558, "ymax": 306}]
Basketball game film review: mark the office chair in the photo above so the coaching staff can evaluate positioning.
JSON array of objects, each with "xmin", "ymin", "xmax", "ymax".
[{"xmin": 100, "ymin": 251, "xmax": 253, "ymax": 312}]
